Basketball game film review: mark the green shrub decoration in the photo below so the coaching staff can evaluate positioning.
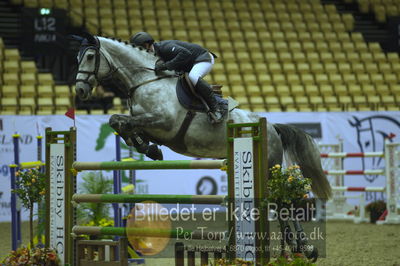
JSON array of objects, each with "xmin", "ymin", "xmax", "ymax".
[
  {"xmin": 266, "ymin": 164, "xmax": 312, "ymax": 205},
  {"xmin": 13, "ymin": 167, "xmax": 46, "ymax": 210},
  {"xmin": 77, "ymin": 171, "xmax": 113, "ymax": 226},
  {"xmin": 12, "ymin": 167, "xmax": 46, "ymax": 248}
]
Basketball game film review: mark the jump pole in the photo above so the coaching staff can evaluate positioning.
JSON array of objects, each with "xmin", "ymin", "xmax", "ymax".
[
  {"xmin": 72, "ymin": 160, "xmax": 226, "ymax": 170},
  {"xmin": 72, "ymin": 226, "xmax": 225, "ymax": 241},
  {"xmin": 72, "ymin": 194, "xmax": 226, "ymax": 205}
]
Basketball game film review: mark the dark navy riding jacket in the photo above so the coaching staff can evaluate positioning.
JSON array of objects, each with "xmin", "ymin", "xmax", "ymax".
[{"xmin": 153, "ymin": 40, "xmax": 213, "ymax": 72}]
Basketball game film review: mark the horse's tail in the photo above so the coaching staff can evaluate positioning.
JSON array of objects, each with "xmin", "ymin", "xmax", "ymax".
[{"xmin": 273, "ymin": 124, "xmax": 332, "ymax": 199}]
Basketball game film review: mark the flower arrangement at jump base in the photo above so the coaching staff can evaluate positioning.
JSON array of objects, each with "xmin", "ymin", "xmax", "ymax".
[
  {"xmin": 1, "ymin": 167, "xmax": 60, "ymax": 265},
  {"xmin": 266, "ymin": 164, "xmax": 312, "ymax": 205},
  {"xmin": 2, "ymin": 247, "xmax": 60, "ymax": 266},
  {"xmin": 265, "ymin": 164, "xmax": 315, "ymax": 266}
]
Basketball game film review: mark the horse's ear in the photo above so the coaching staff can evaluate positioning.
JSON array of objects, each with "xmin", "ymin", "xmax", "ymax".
[
  {"xmin": 68, "ymin": 34, "xmax": 84, "ymax": 42},
  {"xmin": 81, "ymin": 31, "xmax": 97, "ymax": 45}
]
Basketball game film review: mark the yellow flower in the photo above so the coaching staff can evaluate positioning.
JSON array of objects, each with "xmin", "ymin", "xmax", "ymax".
[
  {"xmin": 39, "ymin": 190, "xmax": 45, "ymax": 195},
  {"xmin": 274, "ymin": 164, "xmax": 281, "ymax": 169},
  {"xmin": 288, "ymin": 176, "xmax": 294, "ymax": 182},
  {"xmin": 303, "ymin": 194, "xmax": 308, "ymax": 199},
  {"xmin": 32, "ymin": 178, "xmax": 36, "ymax": 183}
]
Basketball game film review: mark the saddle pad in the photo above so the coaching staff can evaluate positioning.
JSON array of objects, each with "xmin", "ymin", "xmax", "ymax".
[{"xmin": 176, "ymin": 76, "xmax": 228, "ymax": 113}]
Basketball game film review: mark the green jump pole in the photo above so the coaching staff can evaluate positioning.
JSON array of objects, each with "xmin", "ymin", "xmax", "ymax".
[
  {"xmin": 72, "ymin": 194, "xmax": 226, "ymax": 205},
  {"xmin": 72, "ymin": 226, "xmax": 225, "ymax": 241},
  {"xmin": 72, "ymin": 160, "xmax": 226, "ymax": 171}
]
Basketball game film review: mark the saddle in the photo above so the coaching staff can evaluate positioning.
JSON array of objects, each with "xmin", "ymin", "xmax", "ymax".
[
  {"xmin": 144, "ymin": 75, "xmax": 232, "ymax": 155},
  {"xmin": 176, "ymin": 74, "xmax": 228, "ymax": 113}
]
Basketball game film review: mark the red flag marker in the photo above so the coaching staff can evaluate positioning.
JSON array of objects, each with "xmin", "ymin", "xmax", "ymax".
[{"xmin": 65, "ymin": 108, "xmax": 76, "ymax": 127}]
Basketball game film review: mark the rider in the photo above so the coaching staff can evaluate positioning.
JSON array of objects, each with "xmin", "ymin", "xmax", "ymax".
[{"xmin": 130, "ymin": 32, "xmax": 223, "ymax": 124}]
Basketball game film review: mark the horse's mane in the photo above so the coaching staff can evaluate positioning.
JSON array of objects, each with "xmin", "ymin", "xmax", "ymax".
[
  {"xmin": 93, "ymin": 36, "xmax": 162, "ymax": 85},
  {"xmin": 97, "ymin": 35, "xmax": 158, "ymax": 61}
]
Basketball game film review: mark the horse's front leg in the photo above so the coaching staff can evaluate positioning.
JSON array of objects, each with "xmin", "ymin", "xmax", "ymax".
[{"xmin": 109, "ymin": 114, "xmax": 163, "ymax": 160}]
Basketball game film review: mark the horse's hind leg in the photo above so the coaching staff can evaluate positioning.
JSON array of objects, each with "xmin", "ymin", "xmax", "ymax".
[
  {"xmin": 277, "ymin": 217, "xmax": 296, "ymax": 257},
  {"xmin": 109, "ymin": 114, "xmax": 163, "ymax": 160},
  {"xmin": 292, "ymin": 220, "xmax": 318, "ymax": 262},
  {"xmin": 277, "ymin": 208, "xmax": 319, "ymax": 261}
]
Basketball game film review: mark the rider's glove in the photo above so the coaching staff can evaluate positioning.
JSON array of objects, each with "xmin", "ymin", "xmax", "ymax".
[{"xmin": 155, "ymin": 63, "xmax": 167, "ymax": 73}]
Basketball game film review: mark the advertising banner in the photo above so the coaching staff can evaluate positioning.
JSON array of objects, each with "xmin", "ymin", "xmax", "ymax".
[{"xmin": 0, "ymin": 111, "xmax": 399, "ymax": 221}]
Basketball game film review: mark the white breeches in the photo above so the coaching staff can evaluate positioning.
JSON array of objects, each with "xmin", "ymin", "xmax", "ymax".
[{"xmin": 188, "ymin": 54, "xmax": 215, "ymax": 86}]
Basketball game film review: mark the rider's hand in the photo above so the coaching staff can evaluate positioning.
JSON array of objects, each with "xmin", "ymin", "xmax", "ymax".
[{"xmin": 155, "ymin": 63, "xmax": 167, "ymax": 73}]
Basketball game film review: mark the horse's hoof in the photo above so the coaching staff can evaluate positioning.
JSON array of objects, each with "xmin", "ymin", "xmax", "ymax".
[
  {"xmin": 146, "ymin": 144, "xmax": 163, "ymax": 160},
  {"xmin": 304, "ymin": 245, "xmax": 318, "ymax": 262}
]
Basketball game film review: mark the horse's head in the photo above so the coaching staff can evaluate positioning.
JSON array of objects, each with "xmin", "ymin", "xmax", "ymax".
[{"xmin": 74, "ymin": 33, "xmax": 111, "ymax": 100}]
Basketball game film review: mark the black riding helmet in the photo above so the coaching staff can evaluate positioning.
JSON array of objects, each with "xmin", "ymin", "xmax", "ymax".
[{"xmin": 130, "ymin": 32, "xmax": 154, "ymax": 48}]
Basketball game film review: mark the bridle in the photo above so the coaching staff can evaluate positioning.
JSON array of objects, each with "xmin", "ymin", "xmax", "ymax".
[{"xmin": 75, "ymin": 37, "xmax": 116, "ymax": 87}]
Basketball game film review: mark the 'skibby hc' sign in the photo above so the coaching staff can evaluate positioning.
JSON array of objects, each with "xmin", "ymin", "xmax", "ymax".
[
  {"xmin": 49, "ymin": 144, "xmax": 65, "ymax": 264},
  {"xmin": 234, "ymin": 137, "xmax": 256, "ymax": 263}
]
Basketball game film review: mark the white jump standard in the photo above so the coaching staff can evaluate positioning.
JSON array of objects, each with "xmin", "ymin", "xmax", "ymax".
[{"xmin": 323, "ymin": 140, "xmax": 399, "ymax": 224}]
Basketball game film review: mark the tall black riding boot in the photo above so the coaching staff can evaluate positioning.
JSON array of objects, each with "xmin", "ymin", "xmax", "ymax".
[{"xmin": 195, "ymin": 78, "xmax": 224, "ymax": 124}]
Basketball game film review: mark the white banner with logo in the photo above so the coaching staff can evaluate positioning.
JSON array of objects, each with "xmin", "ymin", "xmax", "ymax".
[{"xmin": 0, "ymin": 111, "xmax": 399, "ymax": 221}]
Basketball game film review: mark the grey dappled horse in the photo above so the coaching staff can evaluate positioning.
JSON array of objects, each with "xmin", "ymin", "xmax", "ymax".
[
  {"xmin": 74, "ymin": 34, "xmax": 331, "ymax": 259},
  {"xmin": 74, "ymin": 34, "xmax": 331, "ymax": 200}
]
